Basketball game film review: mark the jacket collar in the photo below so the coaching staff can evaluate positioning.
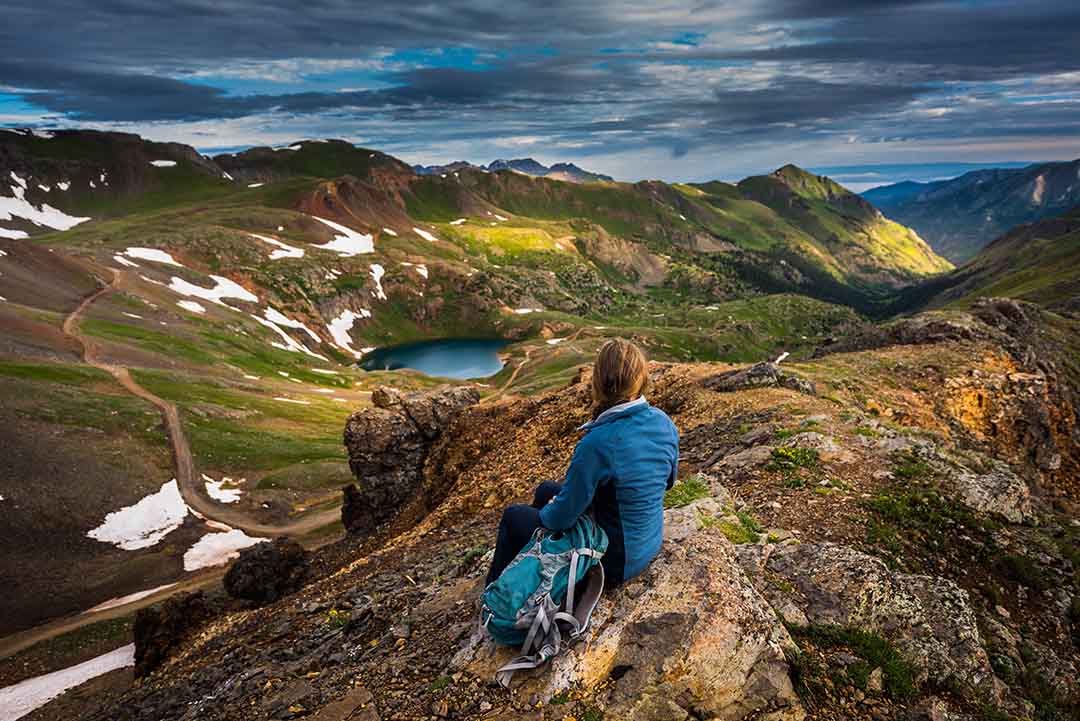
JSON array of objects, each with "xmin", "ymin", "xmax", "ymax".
[{"xmin": 579, "ymin": 395, "xmax": 649, "ymax": 431}]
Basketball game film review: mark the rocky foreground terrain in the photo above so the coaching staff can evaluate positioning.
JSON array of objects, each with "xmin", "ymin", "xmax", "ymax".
[{"xmin": 43, "ymin": 297, "xmax": 1077, "ymax": 721}]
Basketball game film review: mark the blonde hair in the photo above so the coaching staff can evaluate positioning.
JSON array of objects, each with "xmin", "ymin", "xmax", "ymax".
[{"xmin": 591, "ymin": 339, "xmax": 648, "ymax": 418}]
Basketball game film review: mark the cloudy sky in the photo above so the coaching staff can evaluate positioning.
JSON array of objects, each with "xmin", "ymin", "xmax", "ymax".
[{"xmin": 2, "ymin": 1, "xmax": 1079, "ymax": 185}]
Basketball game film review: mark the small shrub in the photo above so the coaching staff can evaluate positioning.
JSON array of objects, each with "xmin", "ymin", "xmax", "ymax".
[
  {"xmin": 846, "ymin": 659, "xmax": 871, "ymax": 690},
  {"xmin": 788, "ymin": 624, "xmax": 918, "ymax": 701},
  {"xmin": 767, "ymin": 447, "xmax": 820, "ymax": 473},
  {"xmin": 853, "ymin": 426, "xmax": 880, "ymax": 438},
  {"xmin": 461, "ymin": 546, "xmax": 487, "ymax": 567},
  {"xmin": 891, "ymin": 451, "xmax": 931, "ymax": 482},
  {"xmin": 718, "ymin": 521, "xmax": 757, "ymax": 544},
  {"xmin": 326, "ymin": 609, "xmax": 349, "ymax": 628},
  {"xmin": 429, "ymin": 676, "xmax": 451, "ymax": 691},
  {"xmin": 664, "ymin": 474, "xmax": 711, "ymax": 509},
  {"xmin": 736, "ymin": 509, "xmax": 763, "ymax": 534}
]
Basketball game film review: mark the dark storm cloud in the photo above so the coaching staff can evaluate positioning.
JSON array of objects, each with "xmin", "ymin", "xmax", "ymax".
[
  {"xmin": 741, "ymin": 2, "xmax": 1080, "ymax": 75},
  {"xmin": 1, "ymin": 0, "xmax": 1079, "ymax": 173}
]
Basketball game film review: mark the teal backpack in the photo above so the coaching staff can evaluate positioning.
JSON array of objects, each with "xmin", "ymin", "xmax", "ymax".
[{"xmin": 479, "ymin": 515, "xmax": 608, "ymax": 687}]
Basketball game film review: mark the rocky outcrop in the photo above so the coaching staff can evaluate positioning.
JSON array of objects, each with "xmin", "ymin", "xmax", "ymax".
[
  {"xmin": 342, "ymin": 385, "xmax": 480, "ymax": 533},
  {"xmin": 738, "ymin": 543, "xmax": 1003, "ymax": 704},
  {"xmin": 455, "ymin": 527, "xmax": 805, "ymax": 721},
  {"xmin": 223, "ymin": 537, "xmax": 309, "ymax": 605},
  {"xmin": 133, "ymin": 591, "xmax": 223, "ymax": 677},
  {"xmin": 945, "ymin": 461, "xmax": 1033, "ymax": 523},
  {"xmin": 703, "ymin": 361, "xmax": 816, "ymax": 395}
]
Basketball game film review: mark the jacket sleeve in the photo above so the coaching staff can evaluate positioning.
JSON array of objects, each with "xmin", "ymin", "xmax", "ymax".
[
  {"xmin": 539, "ymin": 435, "xmax": 606, "ymax": 531},
  {"xmin": 666, "ymin": 422, "xmax": 680, "ymax": 490}
]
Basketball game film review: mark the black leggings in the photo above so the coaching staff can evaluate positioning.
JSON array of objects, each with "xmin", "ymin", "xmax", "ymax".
[{"xmin": 485, "ymin": 481, "xmax": 562, "ymax": 585}]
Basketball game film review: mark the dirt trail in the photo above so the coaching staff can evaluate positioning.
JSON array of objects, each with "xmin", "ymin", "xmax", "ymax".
[
  {"xmin": 62, "ymin": 270, "xmax": 341, "ymax": 537},
  {"xmin": 0, "ymin": 271, "xmax": 349, "ymax": 658},
  {"xmin": 487, "ymin": 326, "xmax": 589, "ymax": 401}
]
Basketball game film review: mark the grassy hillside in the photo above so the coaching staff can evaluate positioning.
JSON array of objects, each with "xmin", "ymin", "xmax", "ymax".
[{"xmin": 914, "ymin": 207, "xmax": 1080, "ymax": 312}]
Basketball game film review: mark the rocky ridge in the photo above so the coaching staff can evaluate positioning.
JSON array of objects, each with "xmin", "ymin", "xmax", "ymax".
[{"xmin": 64, "ymin": 306, "xmax": 1080, "ymax": 721}]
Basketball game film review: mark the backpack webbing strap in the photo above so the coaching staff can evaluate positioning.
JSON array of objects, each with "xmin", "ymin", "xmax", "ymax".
[
  {"xmin": 520, "ymin": 603, "xmax": 551, "ymax": 658},
  {"xmin": 565, "ymin": 547, "xmax": 603, "ymax": 618}
]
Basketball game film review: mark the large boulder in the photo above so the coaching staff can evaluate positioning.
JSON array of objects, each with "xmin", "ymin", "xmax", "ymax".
[
  {"xmin": 342, "ymin": 385, "xmax": 480, "ymax": 533},
  {"xmin": 738, "ymin": 543, "xmax": 1003, "ymax": 705},
  {"xmin": 133, "ymin": 591, "xmax": 222, "ymax": 677},
  {"xmin": 223, "ymin": 536, "xmax": 309, "ymax": 605},
  {"xmin": 454, "ymin": 528, "xmax": 805, "ymax": 721},
  {"xmin": 703, "ymin": 362, "xmax": 815, "ymax": 396}
]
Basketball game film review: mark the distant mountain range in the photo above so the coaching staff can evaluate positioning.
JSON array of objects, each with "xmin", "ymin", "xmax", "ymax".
[
  {"xmin": 413, "ymin": 157, "xmax": 614, "ymax": 183},
  {"xmin": 864, "ymin": 159, "xmax": 1080, "ymax": 263}
]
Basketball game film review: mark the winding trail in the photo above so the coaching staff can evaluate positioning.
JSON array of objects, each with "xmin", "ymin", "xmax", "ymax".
[{"xmin": 62, "ymin": 270, "xmax": 340, "ymax": 537}]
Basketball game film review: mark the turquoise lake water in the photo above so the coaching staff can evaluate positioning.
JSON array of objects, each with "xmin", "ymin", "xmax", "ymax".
[{"xmin": 359, "ymin": 338, "xmax": 508, "ymax": 379}]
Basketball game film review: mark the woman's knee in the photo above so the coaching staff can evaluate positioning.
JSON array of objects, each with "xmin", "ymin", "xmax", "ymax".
[
  {"xmin": 532, "ymin": 480, "xmax": 562, "ymax": 508},
  {"xmin": 499, "ymin": 503, "xmax": 535, "ymax": 531}
]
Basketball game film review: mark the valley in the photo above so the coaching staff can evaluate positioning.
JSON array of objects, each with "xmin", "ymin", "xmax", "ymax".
[{"xmin": 0, "ymin": 128, "xmax": 1077, "ymax": 721}]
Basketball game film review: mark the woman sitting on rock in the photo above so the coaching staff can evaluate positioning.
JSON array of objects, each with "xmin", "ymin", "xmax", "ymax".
[{"xmin": 486, "ymin": 338, "xmax": 680, "ymax": 588}]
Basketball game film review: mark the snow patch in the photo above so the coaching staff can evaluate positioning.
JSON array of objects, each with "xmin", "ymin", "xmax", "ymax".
[
  {"xmin": 0, "ymin": 644, "xmax": 135, "ymax": 720},
  {"xmin": 413, "ymin": 227, "xmax": 438, "ymax": 242},
  {"xmin": 546, "ymin": 338, "xmax": 565, "ymax": 345},
  {"xmin": 124, "ymin": 247, "xmax": 182, "ymax": 266},
  {"xmin": 86, "ymin": 479, "xmax": 188, "ymax": 550},
  {"xmin": 149, "ymin": 160, "xmax": 177, "ymax": 167},
  {"xmin": 84, "ymin": 584, "xmax": 177, "ymax": 615},
  {"xmin": 274, "ymin": 396, "xmax": 311, "ymax": 405},
  {"xmin": 169, "ymin": 275, "xmax": 258, "ymax": 305},
  {"xmin": 183, "ymin": 529, "xmax": 266, "ymax": 572},
  {"xmin": 177, "ymin": 300, "xmax": 206, "ymax": 314},
  {"xmin": 123, "ymin": 312, "xmax": 143, "ymax": 319},
  {"xmin": 513, "ymin": 307, "xmax": 543, "ymax": 315},
  {"xmin": 450, "ymin": 218, "xmax": 467, "ymax": 225},
  {"xmin": 113, "ymin": 254, "xmax": 139, "ymax": 268},
  {"xmin": 252, "ymin": 311, "xmax": 328, "ymax": 360},
  {"xmin": 370, "ymin": 263, "xmax": 386, "ymax": 300},
  {"xmin": 494, "ymin": 214, "xmax": 508, "ymax": 221},
  {"xmin": 401, "ymin": 262, "xmax": 429, "ymax": 279},
  {"xmin": 382, "ymin": 227, "xmax": 398, "ymax": 237},
  {"xmin": 327, "ymin": 308, "xmax": 372, "ymax": 358},
  {"xmin": 310, "ymin": 368, "xmax": 339, "ymax": 375},
  {"xmin": 37, "ymin": 184, "xmax": 50, "ymax": 193},
  {"xmin": 202, "ymin": 473, "xmax": 243, "ymax": 504},
  {"xmin": 265, "ymin": 308, "xmax": 320, "ymax": 342},
  {"xmin": 0, "ymin": 228, "xmax": 29, "ymax": 239},
  {"xmin": 2, "ymin": 174, "xmax": 91, "ymax": 232},
  {"xmin": 310, "ymin": 216, "xmax": 374, "ymax": 255},
  {"xmin": 247, "ymin": 182, "xmax": 264, "ymax": 188},
  {"xmin": 56, "ymin": 181, "xmax": 70, "ymax": 191},
  {"xmin": 249, "ymin": 233, "xmax": 304, "ymax": 260}
]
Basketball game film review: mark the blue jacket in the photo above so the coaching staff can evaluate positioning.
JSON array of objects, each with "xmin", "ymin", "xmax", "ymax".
[{"xmin": 539, "ymin": 398, "xmax": 679, "ymax": 585}]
